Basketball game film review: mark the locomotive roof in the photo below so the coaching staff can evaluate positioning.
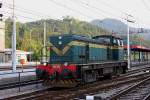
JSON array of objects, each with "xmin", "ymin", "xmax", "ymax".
[
  {"xmin": 93, "ymin": 35, "xmax": 123, "ymax": 40},
  {"xmin": 50, "ymin": 34, "xmax": 110, "ymax": 44},
  {"xmin": 50, "ymin": 34, "xmax": 122, "ymax": 45}
]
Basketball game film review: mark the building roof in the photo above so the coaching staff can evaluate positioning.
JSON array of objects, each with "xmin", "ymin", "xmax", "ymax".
[
  {"xmin": 124, "ymin": 45, "xmax": 150, "ymax": 52},
  {"xmin": 4, "ymin": 49, "xmax": 33, "ymax": 55}
]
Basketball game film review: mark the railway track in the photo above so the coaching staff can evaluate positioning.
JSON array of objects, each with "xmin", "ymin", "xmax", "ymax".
[
  {"xmin": 143, "ymin": 93, "xmax": 150, "ymax": 100},
  {"xmin": 110, "ymin": 76, "xmax": 150, "ymax": 100},
  {"xmin": 80, "ymin": 75, "xmax": 147, "ymax": 99},
  {"xmin": 0, "ymin": 61, "xmax": 149, "ymax": 90},
  {"xmin": 1, "ymin": 63, "xmax": 150, "ymax": 100},
  {"xmin": 0, "ymin": 79, "xmax": 42, "ymax": 90},
  {"xmin": 3, "ymin": 69, "xmax": 150, "ymax": 100}
]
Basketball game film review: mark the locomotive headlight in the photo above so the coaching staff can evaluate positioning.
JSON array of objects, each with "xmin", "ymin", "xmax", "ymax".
[
  {"xmin": 59, "ymin": 36, "xmax": 62, "ymax": 39},
  {"xmin": 58, "ymin": 41, "xmax": 62, "ymax": 45},
  {"xmin": 64, "ymin": 62, "xmax": 68, "ymax": 66}
]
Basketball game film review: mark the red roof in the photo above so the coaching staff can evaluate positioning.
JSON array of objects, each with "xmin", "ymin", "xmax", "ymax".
[{"xmin": 124, "ymin": 45, "xmax": 150, "ymax": 52}]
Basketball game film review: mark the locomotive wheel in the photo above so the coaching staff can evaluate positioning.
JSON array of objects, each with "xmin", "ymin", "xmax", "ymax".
[
  {"xmin": 116, "ymin": 66, "xmax": 124, "ymax": 76},
  {"xmin": 42, "ymin": 71, "xmax": 49, "ymax": 79},
  {"xmin": 122, "ymin": 66, "xmax": 127, "ymax": 74},
  {"xmin": 83, "ymin": 70, "xmax": 97, "ymax": 83},
  {"xmin": 36, "ymin": 69, "xmax": 49, "ymax": 79},
  {"xmin": 104, "ymin": 73, "xmax": 112, "ymax": 79}
]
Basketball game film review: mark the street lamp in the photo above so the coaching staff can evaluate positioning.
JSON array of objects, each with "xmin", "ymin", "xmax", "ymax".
[
  {"xmin": 0, "ymin": 3, "xmax": 2, "ymax": 8},
  {"xmin": 0, "ymin": 13, "xmax": 2, "ymax": 21},
  {"xmin": 30, "ymin": 30, "xmax": 32, "ymax": 62},
  {"xmin": 12, "ymin": 0, "xmax": 17, "ymax": 72},
  {"xmin": 125, "ymin": 14, "xmax": 135, "ymax": 69},
  {"xmin": 0, "ymin": 3, "xmax": 3, "ymax": 21}
]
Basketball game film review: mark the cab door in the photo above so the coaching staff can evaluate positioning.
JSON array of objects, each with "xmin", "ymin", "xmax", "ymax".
[
  {"xmin": 85, "ymin": 44, "xmax": 89, "ymax": 63},
  {"xmin": 107, "ymin": 46, "xmax": 112, "ymax": 60}
]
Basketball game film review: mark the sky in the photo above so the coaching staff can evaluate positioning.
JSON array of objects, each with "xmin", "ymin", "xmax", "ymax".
[{"xmin": 2, "ymin": 0, "xmax": 150, "ymax": 28}]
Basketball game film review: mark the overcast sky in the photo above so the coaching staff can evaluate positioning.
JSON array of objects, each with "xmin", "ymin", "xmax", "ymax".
[{"xmin": 2, "ymin": 0, "xmax": 150, "ymax": 28}]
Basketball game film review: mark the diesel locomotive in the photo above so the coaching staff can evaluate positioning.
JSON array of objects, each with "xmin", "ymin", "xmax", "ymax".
[{"xmin": 36, "ymin": 34, "xmax": 127, "ymax": 87}]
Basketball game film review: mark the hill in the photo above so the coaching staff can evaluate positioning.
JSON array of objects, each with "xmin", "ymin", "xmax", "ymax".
[
  {"xmin": 5, "ymin": 17, "xmax": 110, "ymax": 59},
  {"xmin": 91, "ymin": 18, "xmax": 127, "ymax": 33},
  {"xmin": 91, "ymin": 18, "xmax": 150, "ymax": 47}
]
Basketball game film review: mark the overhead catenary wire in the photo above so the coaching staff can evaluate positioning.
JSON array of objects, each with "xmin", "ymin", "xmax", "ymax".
[
  {"xmin": 2, "ymin": 11, "xmax": 41, "ymax": 21},
  {"xmin": 97, "ymin": 0, "xmax": 147, "ymax": 25},
  {"xmin": 141, "ymin": 0, "xmax": 150, "ymax": 12},
  {"xmin": 3, "ymin": 2, "xmax": 53, "ymax": 19},
  {"xmin": 3, "ymin": 0, "xmax": 120, "ymax": 23},
  {"xmin": 97, "ymin": 0, "xmax": 129, "ymax": 16},
  {"xmin": 68, "ymin": 0, "xmax": 108, "ymax": 18},
  {"xmin": 4, "ymin": 0, "xmax": 134, "ymax": 24},
  {"xmin": 69, "ymin": 0, "xmax": 143, "ymax": 30},
  {"xmin": 46, "ymin": 0, "xmax": 137, "ymax": 30},
  {"xmin": 46, "ymin": 0, "xmax": 143, "ymax": 35},
  {"xmin": 5, "ymin": 1, "xmax": 95, "ymax": 21},
  {"xmin": 76, "ymin": 0, "xmax": 150, "ymax": 28},
  {"xmin": 3, "ymin": 0, "xmax": 141, "ymax": 28},
  {"xmin": 46, "ymin": 0, "xmax": 96, "ymax": 19},
  {"xmin": 69, "ymin": 0, "xmax": 124, "ymax": 20},
  {"xmin": 4, "ymin": 0, "xmax": 98, "ymax": 22}
]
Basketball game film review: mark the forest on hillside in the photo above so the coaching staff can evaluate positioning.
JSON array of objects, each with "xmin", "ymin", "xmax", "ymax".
[{"xmin": 5, "ymin": 17, "xmax": 109, "ymax": 60}]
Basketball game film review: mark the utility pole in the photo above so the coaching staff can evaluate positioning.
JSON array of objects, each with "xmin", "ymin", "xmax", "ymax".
[
  {"xmin": 44, "ymin": 21, "xmax": 46, "ymax": 48},
  {"xmin": 30, "ymin": 30, "xmax": 32, "ymax": 62},
  {"xmin": 43, "ymin": 21, "xmax": 46, "ymax": 64},
  {"xmin": 69, "ymin": 19, "xmax": 73, "ymax": 34},
  {"xmin": 12, "ymin": 0, "xmax": 16, "ymax": 71},
  {"xmin": 127, "ymin": 19, "xmax": 130, "ymax": 69},
  {"xmin": 125, "ymin": 14, "xmax": 135, "ymax": 69}
]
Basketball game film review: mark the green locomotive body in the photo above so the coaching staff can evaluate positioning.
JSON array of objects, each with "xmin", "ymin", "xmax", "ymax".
[{"xmin": 36, "ymin": 34, "xmax": 127, "ymax": 87}]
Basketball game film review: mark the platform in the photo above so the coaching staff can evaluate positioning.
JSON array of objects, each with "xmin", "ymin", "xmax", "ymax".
[
  {"xmin": 0, "ymin": 62, "xmax": 40, "ymax": 71},
  {"xmin": 0, "ymin": 62, "xmax": 38, "ymax": 86}
]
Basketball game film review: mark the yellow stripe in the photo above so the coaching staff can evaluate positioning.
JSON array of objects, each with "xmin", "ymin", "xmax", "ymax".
[
  {"xmin": 72, "ymin": 41, "xmax": 86, "ymax": 46},
  {"xmin": 49, "ymin": 41, "xmax": 86, "ymax": 56},
  {"xmin": 62, "ymin": 45, "xmax": 70, "ymax": 55},
  {"xmin": 111, "ymin": 46, "xmax": 123, "ymax": 49},
  {"xmin": 89, "ymin": 43, "xmax": 107, "ymax": 48},
  {"xmin": 49, "ymin": 42, "xmax": 63, "ymax": 56}
]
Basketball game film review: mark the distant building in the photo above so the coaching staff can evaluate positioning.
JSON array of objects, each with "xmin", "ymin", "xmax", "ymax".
[
  {"xmin": 5, "ymin": 49, "xmax": 33, "ymax": 64},
  {"xmin": 0, "ymin": 21, "xmax": 5, "ymax": 63}
]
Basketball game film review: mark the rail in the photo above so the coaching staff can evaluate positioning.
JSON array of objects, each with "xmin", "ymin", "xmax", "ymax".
[
  {"xmin": 0, "ymin": 70, "xmax": 41, "ymax": 92},
  {"xmin": 110, "ymin": 76, "xmax": 150, "ymax": 100},
  {"xmin": 3, "ymin": 65, "xmax": 150, "ymax": 100},
  {"xmin": 143, "ymin": 93, "xmax": 150, "ymax": 100}
]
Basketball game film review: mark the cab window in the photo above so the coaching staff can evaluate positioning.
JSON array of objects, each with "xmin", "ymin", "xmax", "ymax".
[
  {"xmin": 120, "ymin": 40, "xmax": 124, "ymax": 46},
  {"xmin": 117, "ymin": 39, "xmax": 120, "ymax": 46},
  {"xmin": 113, "ymin": 39, "xmax": 117, "ymax": 44}
]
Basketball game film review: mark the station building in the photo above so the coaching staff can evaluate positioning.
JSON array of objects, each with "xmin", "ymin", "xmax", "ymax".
[
  {"xmin": 0, "ymin": 21, "xmax": 33, "ymax": 64},
  {"xmin": 4, "ymin": 49, "xmax": 33, "ymax": 64}
]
